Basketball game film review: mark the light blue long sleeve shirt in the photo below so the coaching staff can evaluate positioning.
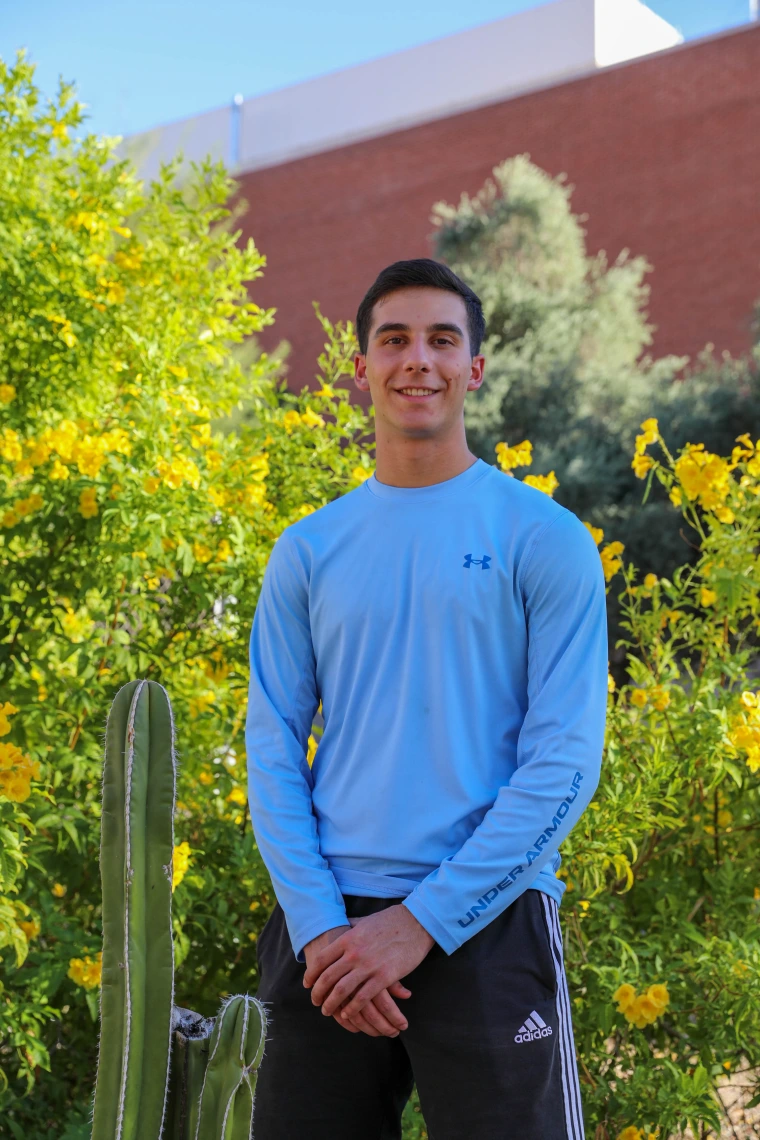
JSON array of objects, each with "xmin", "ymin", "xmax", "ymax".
[{"xmin": 245, "ymin": 457, "xmax": 608, "ymax": 961}]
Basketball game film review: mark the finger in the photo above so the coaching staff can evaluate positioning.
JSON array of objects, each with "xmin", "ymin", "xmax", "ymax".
[
  {"xmin": 388, "ymin": 981, "xmax": 412, "ymax": 999},
  {"xmin": 344, "ymin": 1010, "xmax": 381, "ymax": 1036},
  {"xmin": 369, "ymin": 989, "xmax": 408, "ymax": 1032},
  {"xmin": 310, "ymin": 958, "xmax": 354, "ymax": 1007},
  {"xmin": 303, "ymin": 937, "xmax": 347, "ymax": 988},
  {"xmin": 354, "ymin": 996, "xmax": 404, "ymax": 1037},
  {"xmin": 339, "ymin": 977, "xmax": 387, "ymax": 1021},
  {"xmin": 320, "ymin": 969, "xmax": 367, "ymax": 1017}
]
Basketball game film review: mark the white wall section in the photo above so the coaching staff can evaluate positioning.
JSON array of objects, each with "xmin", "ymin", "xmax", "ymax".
[{"xmin": 117, "ymin": 0, "xmax": 682, "ymax": 183}]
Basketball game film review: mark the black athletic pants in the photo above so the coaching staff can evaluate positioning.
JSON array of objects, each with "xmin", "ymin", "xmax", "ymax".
[{"xmin": 252, "ymin": 890, "xmax": 585, "ymax": 1139}]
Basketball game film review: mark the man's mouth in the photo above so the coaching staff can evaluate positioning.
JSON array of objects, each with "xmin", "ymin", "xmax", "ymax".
[{"xmin": 394, "ymin": 387, "xmax": 439, "ymax": 399}]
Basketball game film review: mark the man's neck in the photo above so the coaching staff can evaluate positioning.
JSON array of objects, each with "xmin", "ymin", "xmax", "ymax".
[{"xmin": 372, "ymin": 436, "xmax": 478, "ymax": 489}]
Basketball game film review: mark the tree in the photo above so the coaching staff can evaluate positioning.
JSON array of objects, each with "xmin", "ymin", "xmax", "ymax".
[{"xmin": 431, "ymin": 156, "xmax": 760, "ymax": 641}]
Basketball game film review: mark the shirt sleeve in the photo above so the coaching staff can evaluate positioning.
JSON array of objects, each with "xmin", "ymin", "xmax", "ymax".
[
  {"xmin": 245, "ymin": 531, "xmax": 349, "ymax": 961},
  {"xmin": 402, "ymin": 508, "xmax": 608, "ymax": 954}
]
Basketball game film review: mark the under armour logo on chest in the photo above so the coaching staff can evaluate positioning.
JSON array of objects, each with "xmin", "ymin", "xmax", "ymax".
[{"xmin": 463, "ymin": 553, "xmax": 491, "ymax": 569}]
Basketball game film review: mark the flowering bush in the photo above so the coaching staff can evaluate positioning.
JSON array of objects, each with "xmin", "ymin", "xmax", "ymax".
[
  {"xmin": 518, "ymin": 420, "xmax": 760, "ymax": 1138},
  {"xmin": 0, "ymin": 54, "xmax": 374, "ymax": 1132}
]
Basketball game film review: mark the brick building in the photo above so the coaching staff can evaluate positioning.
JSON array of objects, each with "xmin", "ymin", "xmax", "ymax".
[{"xmin": 122, "ymin": 1, "xmax": 760, "ymax": 403}]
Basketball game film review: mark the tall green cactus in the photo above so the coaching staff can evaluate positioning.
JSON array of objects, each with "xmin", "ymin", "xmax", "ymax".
[
  {"xmin": 93, "ymin": 679, "xmax": 176, "ymax": 1140},
  {"xmin": 93, "ymin": 679, "xmax": 268, "ymax": 1140}
]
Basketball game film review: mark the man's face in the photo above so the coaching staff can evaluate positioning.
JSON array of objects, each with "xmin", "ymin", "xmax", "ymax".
[{"xmin": 354, "ymin": 287, "xmax": 485, "ymax": 438}]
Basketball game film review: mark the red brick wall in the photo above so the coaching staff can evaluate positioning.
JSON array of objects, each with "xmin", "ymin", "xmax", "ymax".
[{"xmin": 234, "ymin": 25, "xmax": 760, "ymax": 405}]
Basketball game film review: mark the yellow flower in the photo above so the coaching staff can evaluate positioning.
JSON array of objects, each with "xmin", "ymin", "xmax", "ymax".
[
  {"xmin": 226, "ymin": 786, "xmax": 247, "ymax": 806},
  {"xmin": 27, "ymin": 441, "xmax": 52, "ymax": 467},
  {"xmin": 113, "ymin": 225, "xmax": 132, "ymax": 238},
  {"xmin": 19, "ymin": 917, "xmax": 41, "ymax": 941},
  {"xmin": 52, "ymin": 883, "xmax": 67, "ymax": 897},
  {"xmin": 1, "ymin": 509, "xmax": 18, "ymax": 528},
  {"xmin": 607, "ymin": 672, "xmax": 616, "ymax": 693},
  {"xmin": 618, "ymin": 1128, "xmax": 645, "ymax": 1140},
  {"xmin": 615, "ymin": 981, "xmax": 669, "ymax": 1028},
  {"xmin": 613, "ymin": 984, "xmax": 637, "ymax": 1012},
  {"xmin": 630, "ymin": 689, "xmax": 648, "ymax": 708},
  {"xmin": 649, "ymin": 686, "xmax": 670, "ymax": 711},
  {"xmin": 78, "ymin": 487, "xmax": 98, "ymax": 519},
  {"xmin": 192, "ymin": 542, "xmax": 213, "ymax": 564},
  {"xmin": 307, "ymin": 734, "xmax": 318, "ymax": 767},
  {"xmin": 189, "ymin": 690, "xmax": 215, "ymax": 719},
  {"xmin": 700, "ymin": 586, "xmax": 717, "ymax": 607},
  {"xmin": 643, "ymin": 573, "xmax": 658, "ymax": 589},
  {"xmin": 157, "ymin": 454, "xmax": 200, "ymax": 491},
  {"xmin": 49, "ymin": 458, "xmax": 70, "ymax": 480},
  {"xmin": 495, "ymin": 439, "xmax": 533, "ymax": 473},
  {"xmin": 634, "ymin": 418, "xmax": 659, "ymax": 456},
  {"xmin": 14, "ymin": 493, "xmax": 44, "ymax": 518},
  {"xmin": 1, "ymin": 427, "xmax": 23, "ymax": 462},
  {"xmin": 0, "ymin": 702, "xmax": 18, "ymax": 736},
  {"xmin": 600, "ymin": 541, "xmax": 625, "ymax": 581},
  {"xmin": 143, "ymin": 475, "xmax": 161, "ymax": 494},
  {"xmin": 523, "ymin": 471, "xmax": 559, "ymax": 497},
  {"xmin": 198, "ymin": 769, "xmax": 214, "ymax": 786},
  {"xmin": 71, "ymin": 435, "xmax": 107, "ymax": 477},
  {"xmin": 68, "ymin": 951, "xmax": 102, "ymax": 990},
  {"xmin": 647, "ymin": 984, "xmax": 669, "ymax": 1010},
  {"xmin": 352, "ymin": 466, "xmax": 372, "ymax": 484},
  {"xmin": 0, "ymin": 383, "xmax": 16, "ymax": 404},
  {"xmin": 674, "ymin": 445, "xmax": 731, "ymax": 509},
  {"xmin": 168, "ymin": 364, "xmax": 188, "ymax": 379},
  {"xmin": 216, "ymin": 539, "xmax": 232, "ymax": 562},
  {"xmin": 300, "ymin": 407, "xmax": 325, "ymax": 429},
  {"xmin": 632, "ymin": 453, "xmax": 654, "ymax": 479},
  {"xmin": 315, "ymin": 383, "xmax": 335, "ymax": 398},
  {"xmin": 583, "ymin": 522, "xmax": 604, "ymax": 546},
  {"xmin": 282, "ymin": 410, "xmax": 302, "ymax": 433},
  {"xmin": 172, "ymin": 841, "xmax": 192, "ymax": 891},
  {"xmin": 715, "ymin": 505, "xmax": 735, "ymax": 524},
  {"xmin": 0, "ymin": 769, "xmax": 31, "ymax": 802}
]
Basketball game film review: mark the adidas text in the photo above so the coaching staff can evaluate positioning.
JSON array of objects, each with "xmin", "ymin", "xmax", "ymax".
[{"xmin": 514, "ymin": 1010, "xmax": 553, "ymax": 1044}]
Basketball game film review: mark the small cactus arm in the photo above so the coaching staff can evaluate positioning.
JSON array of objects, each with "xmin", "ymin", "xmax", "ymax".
[
  {"xmin": 91, "ymin": 679, "xmax": 176, "ymax": 1140},
  {"xmin": 193, "ymin": 994, "xmax": 268, "ymax": 1140},
  {"xmin": 163, "ymin": 1008, "xmax": 216, "ymax": 1140}
]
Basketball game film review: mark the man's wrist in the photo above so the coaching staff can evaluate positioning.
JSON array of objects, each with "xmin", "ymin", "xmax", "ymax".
[{"xmin": 303, "ymin": 923, "xmax": 350, "ymax": 959}]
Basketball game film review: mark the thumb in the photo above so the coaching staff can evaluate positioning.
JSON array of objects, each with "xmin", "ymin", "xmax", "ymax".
[{"xmin": 388, "ymin": 981, "xmax": 412, "ymax": 999}]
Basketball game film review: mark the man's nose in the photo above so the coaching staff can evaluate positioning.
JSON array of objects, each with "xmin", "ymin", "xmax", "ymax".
[{"xmin": 403, "ymin": 338, "xmax": 433, "ymax": 373}]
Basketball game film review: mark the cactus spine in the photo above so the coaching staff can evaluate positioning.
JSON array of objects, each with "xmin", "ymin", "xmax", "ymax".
[{"xmin": 93, "ymin": 680, "xmax": 267, "ymax": 1140}]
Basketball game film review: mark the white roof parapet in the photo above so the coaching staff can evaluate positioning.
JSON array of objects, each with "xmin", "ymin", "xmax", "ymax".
[{"xmin": 117, "ymin": 0, "xmax": 682, "ymax": 183}]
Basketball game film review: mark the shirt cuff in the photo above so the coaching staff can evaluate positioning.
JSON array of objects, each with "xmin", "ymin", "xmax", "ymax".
[
  {"xmin": 291, "ymin": 909, "xmax": 350, "ymax": 963},
  {"xmin": 402, "ymin": 894, "xmax": 459, "ymax": 955}
]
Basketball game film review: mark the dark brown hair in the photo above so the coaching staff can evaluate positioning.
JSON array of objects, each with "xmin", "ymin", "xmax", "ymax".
[{"xmin": 356, "ymin": 258, "xmax": 485, "ymax": 356}]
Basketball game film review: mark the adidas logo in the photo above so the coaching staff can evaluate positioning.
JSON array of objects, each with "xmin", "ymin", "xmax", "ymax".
[{"xmin": 514, "ymin": 1010, "xmax": 553, "ymax": 1044}]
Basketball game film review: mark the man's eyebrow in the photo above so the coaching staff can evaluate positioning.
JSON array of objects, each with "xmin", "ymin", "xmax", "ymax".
[
  {"xmin": 373, "ymin": 322, "xmax": 410, "ymax": 338},
  {"xmin": 372, "ymin": 321, "xmax": 465, "ymax": 339}
]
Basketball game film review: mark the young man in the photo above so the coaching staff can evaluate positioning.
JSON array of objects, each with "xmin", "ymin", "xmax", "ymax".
[{"xmin": 245, "ymin": 259, "xmax": 608, "ymax": 1139}]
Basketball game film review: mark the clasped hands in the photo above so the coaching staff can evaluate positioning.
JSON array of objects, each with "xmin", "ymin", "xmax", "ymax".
[{"xmin": 302, "ymin": 903, "xmax": 434, "ymax": 1038}]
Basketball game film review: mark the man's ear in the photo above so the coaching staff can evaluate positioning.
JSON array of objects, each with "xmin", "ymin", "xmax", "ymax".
[
  {"xmin": 467, "ymin": 354, "xmax": 486, "ymax": 392},
  {"xmin": 354, "ymin": 353, "xmax": 369, "ymax": 392}
]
